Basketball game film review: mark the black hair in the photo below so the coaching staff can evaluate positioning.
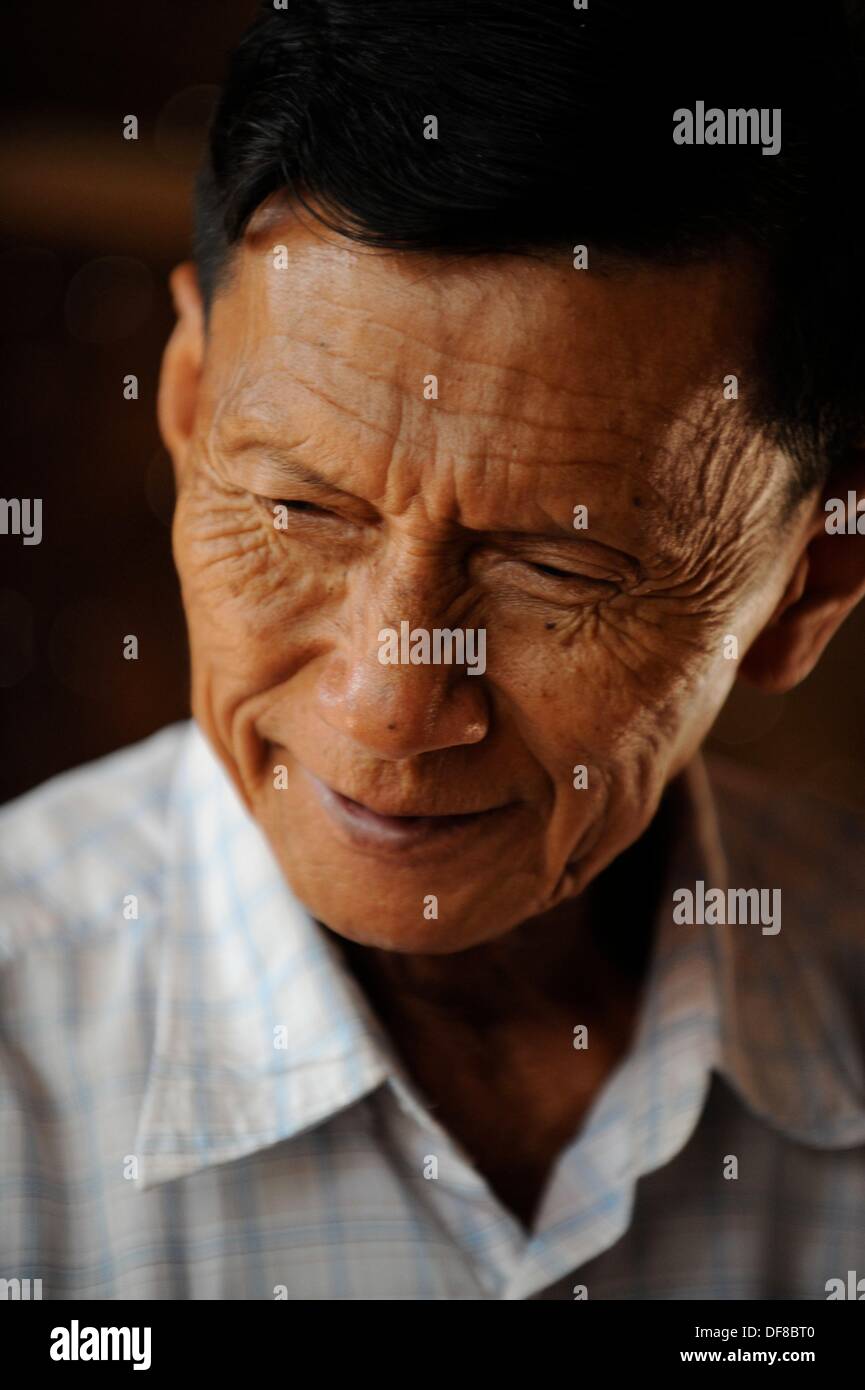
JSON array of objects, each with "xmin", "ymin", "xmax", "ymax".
[{"xmin": 194, "ymin": 0, "xmax": 865, "ymax": 500}]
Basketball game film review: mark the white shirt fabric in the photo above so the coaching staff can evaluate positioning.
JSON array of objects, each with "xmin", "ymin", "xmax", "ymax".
[{"xmin": 1, "ymin": 719, "xmax": 864, "ymax": 1300}]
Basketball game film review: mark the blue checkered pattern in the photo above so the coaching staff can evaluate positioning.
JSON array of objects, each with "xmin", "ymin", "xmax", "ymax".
[{"xmin": 1, "ymin": 720, "xmax": 864, "ymax": 1299}]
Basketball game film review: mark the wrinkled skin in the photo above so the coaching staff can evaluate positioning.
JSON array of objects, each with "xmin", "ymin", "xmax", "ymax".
[{"xmin": 160, "ymin": 203, "xmax": 848, "ymax": 954}]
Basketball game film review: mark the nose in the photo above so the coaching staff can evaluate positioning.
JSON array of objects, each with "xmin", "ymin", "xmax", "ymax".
[{"xmin": 315, "ymin": 601, "xmax": 490, "ymax": 761}]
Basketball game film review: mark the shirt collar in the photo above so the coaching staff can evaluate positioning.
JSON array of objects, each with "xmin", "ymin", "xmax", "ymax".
[
  {"xmin": 133, "ymin": 720, "xmax": 398, "ymax": 1189},
  {"xmin": 134, "ymin": 722, "xmax": 865, "ymax": 1190},
  {"xmin": 692, "ymin": 754, "xmax": 865, "ymax": 1146}
]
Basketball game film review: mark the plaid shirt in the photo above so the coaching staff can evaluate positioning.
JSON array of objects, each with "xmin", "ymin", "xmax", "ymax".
[{"xmin": 1, "ymin": 720, "xmax": 864, "ymax": 1300}]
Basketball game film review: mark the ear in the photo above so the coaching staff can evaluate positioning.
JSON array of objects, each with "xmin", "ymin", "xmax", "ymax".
[
  {"xmin": 157, "ymin": 262, "xmax": 205, "ymax": 480},
  {"xmin": 741, "ymin": 452, "xmax": 865, "ymax": 693}
]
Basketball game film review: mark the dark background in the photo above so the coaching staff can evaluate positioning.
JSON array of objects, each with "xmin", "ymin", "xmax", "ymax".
[{"xmin": 1, "ymin": 2, "xmax": 864, "ymax": 813}]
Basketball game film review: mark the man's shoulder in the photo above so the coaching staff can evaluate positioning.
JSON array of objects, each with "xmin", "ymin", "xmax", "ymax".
[
  {"xmin": 705, "ymin": 752, "xmax": 865, "ymax": 930},
  {"xmin": 0, "ymin": 720, "xmax": 192, "ymax": 961}
]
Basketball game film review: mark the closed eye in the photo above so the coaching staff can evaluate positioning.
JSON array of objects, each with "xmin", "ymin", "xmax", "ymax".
[
  {"xmin": 273, "ymin": 498, "xmax": 325, "ymax": 512},
  {"xmin": 520, "ymin": 556, "xmax": 620, "ymax": 597},
  {"xmin": 531, "ymin": 561, "xmax": 583, "ymax": 579},
  {"xmin": 259, "ymin": 496, "xmax": 336, "ymax": 519}
]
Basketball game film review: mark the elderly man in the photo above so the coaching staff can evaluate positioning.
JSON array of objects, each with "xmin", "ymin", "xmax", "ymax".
[{"xmin": 2, "ymin": 0, "xmax": 865, "ymax": 1301}]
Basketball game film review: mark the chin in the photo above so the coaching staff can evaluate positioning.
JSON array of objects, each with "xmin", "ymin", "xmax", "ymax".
[{"xmin": 277, "ymin": 860, "xmax": 541, "ymax": 955}]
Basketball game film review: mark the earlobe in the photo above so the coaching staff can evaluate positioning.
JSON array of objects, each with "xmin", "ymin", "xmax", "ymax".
[
  {"xmin": 739, "ymin": 591, "xmax": 843, "ymax": 693},
  {"xmin": 157, "ymin": 262, "xmax": 205, "ymax": 475}
]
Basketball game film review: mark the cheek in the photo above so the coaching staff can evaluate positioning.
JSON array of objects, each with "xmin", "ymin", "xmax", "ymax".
[
  {"xmin": 495, "ymin": 600, "xmax": 711, "ymax": 774},
  {"xmin": 174, "ymin": 487, "xmax": 341, "ymax": 680},
  {"xmin": 492, "ymin": 599, "xmax": 733, "ymax": 865}
]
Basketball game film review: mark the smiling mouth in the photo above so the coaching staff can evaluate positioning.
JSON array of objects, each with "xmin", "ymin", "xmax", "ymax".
[{"xmin": 302, "ymin": 768, "xmax": 516, "ymax": 853}]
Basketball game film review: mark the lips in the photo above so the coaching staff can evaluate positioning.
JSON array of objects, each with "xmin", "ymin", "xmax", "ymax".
[
  {"xmin": 335, "ymin": 785, "xmax": 498, "ymax": 826},
  {"xmin": 337, "ymin": 779, "xmax": 501, "ymax": 817},
  {"xmin": 300, "ymin": 766, "xmax": 516, "ymax": 855}
]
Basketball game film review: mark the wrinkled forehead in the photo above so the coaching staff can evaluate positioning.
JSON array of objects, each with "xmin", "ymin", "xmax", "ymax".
[{"xmin": 201, "ymin": 205, "xmax": 771, "ymax": 535}]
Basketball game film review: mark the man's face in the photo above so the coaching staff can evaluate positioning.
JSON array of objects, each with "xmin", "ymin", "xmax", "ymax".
[{"xmin": 167, "ymin": 208, "xmax": 812, "ymax": 953}]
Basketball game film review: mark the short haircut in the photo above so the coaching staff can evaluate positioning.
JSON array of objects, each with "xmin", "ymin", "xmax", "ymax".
[{"xmin": 194, "ymin": 0, "xmax": 865, "ymax": 501}]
